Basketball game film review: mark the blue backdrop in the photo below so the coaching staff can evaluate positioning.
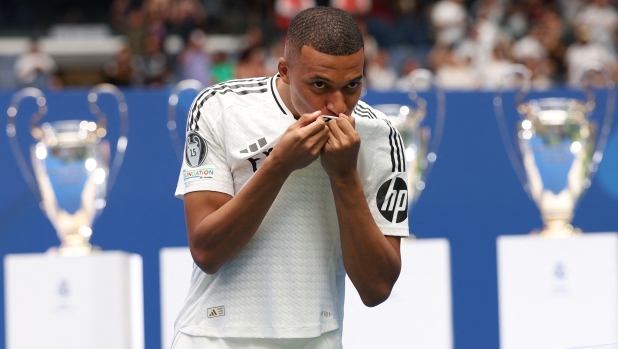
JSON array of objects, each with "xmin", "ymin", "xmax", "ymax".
[{"xmin": 1, "ymin": 88, "xmax": 618, "ymax": 349}]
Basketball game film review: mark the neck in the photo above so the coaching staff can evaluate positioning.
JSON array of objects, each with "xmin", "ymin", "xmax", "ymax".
[{"xmin": 276, "ymin": 77, "xmax": 300, "ymax": 119}]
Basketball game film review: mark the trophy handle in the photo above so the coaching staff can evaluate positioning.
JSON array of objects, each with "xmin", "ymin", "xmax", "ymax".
[
  {"xmin": 88, "ymin": 83, "xmax": 129, "ymax": 193},
  {"xmin": 407, "ymin": 68, "xmax": 446, "ymax": 182},
  {"xmin": 494, "ymin": 64, "xmax": 534, "ymax": 191},
  {"xmin": 168, "ymin": 79, "xmax": 205, "ymax": 161},
  {"xmin": 6, "ymin": 87, "xmax": 48, "ymax": 200},
  {"xmin": 578, "ymin": 65, "xmax": 616, "ymax": 174}
]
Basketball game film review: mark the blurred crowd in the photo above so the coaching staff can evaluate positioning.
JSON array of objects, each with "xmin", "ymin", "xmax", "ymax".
[
  {"xmin": 10, "ymin": 0, "xmax": 618, "ymax": 90},
  {"xmin": 99, "ymin": 0, "xmax": 276, "ymax": 88},
  {"xmin": 424, "ymin": 0, "xmax": 618, "ymax": 90}
]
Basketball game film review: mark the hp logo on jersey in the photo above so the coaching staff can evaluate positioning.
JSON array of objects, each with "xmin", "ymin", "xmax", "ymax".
[
  {"xmin": 376, "ymin": 177, "xmax": 408, "ymax": 223},
  {"xmin": 185, "ymin": 132, "xmax": 208, "ymax": 168}
]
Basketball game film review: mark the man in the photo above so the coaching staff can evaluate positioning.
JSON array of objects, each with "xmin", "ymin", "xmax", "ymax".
[
  {"xmin": 173, "ymin": 7, "xmax": 409, "ymax": 349},
  {"xmin": 14, "ymin": 41, "xmax": 57, "ymax": 89}
]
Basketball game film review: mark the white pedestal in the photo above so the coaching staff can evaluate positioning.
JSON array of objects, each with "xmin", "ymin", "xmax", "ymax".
[
  {"xmin": 4, "ymin": 251, "xmax": 144, "ymax": 349},
  {"xmin": 497, "ymin": 233, "xmax": 618, "ymax": 349},
  {"xmin": 160, "ymin": 247, "xmax": 194, "ymax": 349},
  {"xmin": 343, "ymin": 238, "xmax": 453, "ymax": 349}
]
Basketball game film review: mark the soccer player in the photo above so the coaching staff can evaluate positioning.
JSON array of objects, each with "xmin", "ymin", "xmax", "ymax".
[{"xmin": 173, "ymin": 6, "xmax": 409, "ymax": 349}]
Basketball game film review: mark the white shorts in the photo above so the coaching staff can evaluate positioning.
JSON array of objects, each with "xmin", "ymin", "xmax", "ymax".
[{"xmin": 171, "ymin": 330, "xmax": 342, "ymax": 349}]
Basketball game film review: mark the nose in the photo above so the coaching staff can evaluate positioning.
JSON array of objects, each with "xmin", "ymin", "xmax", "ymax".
[{"xmin": 326, "ymin": 91, "xmax": 348, "ymax": 116}]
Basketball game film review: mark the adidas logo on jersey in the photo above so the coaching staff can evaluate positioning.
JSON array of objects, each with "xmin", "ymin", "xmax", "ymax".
[
  {"xmin": 207, "ymin": 305, "xmax": 225, "ymax": 318},
  {"xmin": 240, "ymin": 137, "xmax": 267, "ymax": 153}
]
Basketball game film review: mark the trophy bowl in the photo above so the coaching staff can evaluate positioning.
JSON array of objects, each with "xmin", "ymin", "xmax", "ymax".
[
  {"xmin": 371, "ymin": 69, "xmax": 445, "ymax": 207},
  {"xmin": 495, "ymin": 64, "xmax": 615, "ymax": 237},
  {"xmin": 6, "ymin": 84, "xmax": 129, "ymax": 255}
]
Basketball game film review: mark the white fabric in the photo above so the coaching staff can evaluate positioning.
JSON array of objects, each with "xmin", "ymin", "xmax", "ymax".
[
  {"xmin": 512, "ymin": 36, "xmax": 547, "ymax": 62},
  {"xmin": 13, "ymin": 52, "xmax": 57, "ymax": 84},
  {"xmin": 275, "ymin": 0, "xmax": 315, "ymax": 19},
  {"xmin": 573, "ymin": 4, "xmax": 618, "ymax": 47},
  {"xmin": 564, "ymin": 43, "xmax": 615, "ymax": 86},
  {"xmin": 481, "ymin": 59, "xmax": 513, "ymax": 90},
  {"xmin": 365, "ymin": 64, "xmax": 398, "ymax": 91},
  {"xmin": 174, "ymin": 75, "xmax": 409, "ymax": 339},
  {"xmin": 431, "ymin": 0, "xmax": 467, "ymax": 45},
  {"xmin": 436, "ymin": 65, "xmax": 478, "ymax": 90},
  {"xmin": 476, "ymin": 19, "xmax": 499, "ymax": 51},
  {"xmin": 171, "ymin": 329, "xmax": 342, "ymax": 349}
]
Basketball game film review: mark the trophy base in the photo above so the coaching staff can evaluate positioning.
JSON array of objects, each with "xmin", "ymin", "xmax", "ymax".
[
  {"xmin": 47, "ymin": 244, "xmax": 100, "ymax": 257},
  {"xmin": 535, "ymin": 224, "xmax": 582, "ymax": 238},
  {"xmin": 343, "ymin": 238, "xmax": 453, "ymax": 348},
  {"xmin": 4, "ymin": 251, "xmax": 144, "ymax": 349},
  {"xmin": 497, "ymin": 233, "xmax": 618, "ymax": 349}
]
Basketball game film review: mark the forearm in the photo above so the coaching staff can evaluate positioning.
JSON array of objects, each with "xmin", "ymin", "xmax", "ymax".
[
  {"xmin": 331, "ymin": 171, "xmax": 401, "ymax": 306},
  {"xmin": 188, "ymin": 156, "xmax": 290, "ymax": 274}
]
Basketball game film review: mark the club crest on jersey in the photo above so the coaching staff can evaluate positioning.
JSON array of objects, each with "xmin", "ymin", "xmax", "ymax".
[
  {"xmin": 185, "ymin": 132, "xmax": 208, "ymax": 168},
  {"xmin": 376, "ymin": 177, "xmax": 408, "ymax": 223}
]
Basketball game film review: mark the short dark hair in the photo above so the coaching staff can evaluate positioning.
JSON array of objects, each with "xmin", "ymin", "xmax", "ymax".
[{"xmin": 286, "ymin": 7, "xmax": 364, "ymax": 57}]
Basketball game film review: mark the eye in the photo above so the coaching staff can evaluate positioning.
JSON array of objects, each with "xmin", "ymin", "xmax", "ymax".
[
  {"xmin": 313, "ymin": 81, "xmax": 326, "ymax": 89},
  {"xmin": 347, "ymin": 82, "xmax": 360, "ymax": 89}
]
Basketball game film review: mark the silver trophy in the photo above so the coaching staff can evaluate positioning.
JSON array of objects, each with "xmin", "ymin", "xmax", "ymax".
[
  {"xmin": 495, "ymin": 64, "xmax": 615, "ymax": 237},
  {"xmin": 167, "ymin": 79, "xmax": 204, "ymax": 161},
  {"xmin": 6, "ymin": 84, "xmax": 129, "ymax": 255},
  {"xmin": 372, "ymin": 69, "xmax": 445, "ymax": 206}
]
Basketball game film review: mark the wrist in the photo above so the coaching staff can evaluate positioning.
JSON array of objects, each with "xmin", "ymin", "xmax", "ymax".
[
  {"xmin": 329, "ymin": 170, "xmax": 361, "ymax": 191},
  {"xmin": 261, "ymin": 153, "xmax": 293, "ymax": 180}
]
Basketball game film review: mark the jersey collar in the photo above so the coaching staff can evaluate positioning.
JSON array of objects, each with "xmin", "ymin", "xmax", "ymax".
[{"xmin": 270, "ymin": 74, "xmax": 294, "ymax": 117}]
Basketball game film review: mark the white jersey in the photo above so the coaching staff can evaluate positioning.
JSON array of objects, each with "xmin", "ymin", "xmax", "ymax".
[{"xmin": 174, "ymin": 75, "xmax": 409, "ymax": 339}]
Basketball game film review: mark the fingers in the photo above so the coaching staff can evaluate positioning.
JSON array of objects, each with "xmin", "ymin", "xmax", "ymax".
[
  {"xmin": 326, "ymin": 116, "xmax": 346, "ymax": 140},
  {"xmin": 302, "ymin": 113, "xmax": 328, "ymax": 137},
  {"xmin": 299, "ymin": 112, "xmax": 329, "ymax": 145},
  {"xmin": 338, "ymin": 113, "xmax": 355, "ymax": 130},
  {"xmin": 295, "ymin": 110, "xmax": 321, "ymax": 128},
  {"xmin": 323, "ymin": 130, "xmax": 338, "ymax": 150},
  {"xmin": 337, "ymin": 119, "xmax": 356, "ymax": 135},
  {"xmin": 288, "ymin": 111, "xmax": 328, "ymax": 139},
  {"xmin": 327, "ymin": 114, "xmax": 356, "ymax": 141},
  {"xmin": 305, "ymin": 124, "xmax": 330, "ymax": 152}
]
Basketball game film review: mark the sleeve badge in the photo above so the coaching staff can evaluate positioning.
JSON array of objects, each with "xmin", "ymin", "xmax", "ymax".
[{"xmin": 185, "ymin": 131, "xmax": 208, "ymax": 168}]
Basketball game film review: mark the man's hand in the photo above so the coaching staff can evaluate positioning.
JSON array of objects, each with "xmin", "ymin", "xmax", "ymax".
[
  {"xmin": 320, "ymin": 113, "xmax": 361, "ymax": 180},
  {"xmin": 267, "ymin": 110, "xmax": 330, "ymax": 175}
]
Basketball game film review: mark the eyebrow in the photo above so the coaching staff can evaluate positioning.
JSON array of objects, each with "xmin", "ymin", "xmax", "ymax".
[
  {"xmin": 349, "ymin": 75, "xmax": 363, "ymax": 82},
  {"xmin": 309, "ymin": 75, "xmax": 363, "ymax": 84}
]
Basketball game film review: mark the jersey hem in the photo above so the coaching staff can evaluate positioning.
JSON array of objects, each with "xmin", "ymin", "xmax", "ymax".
[
  {"xmin": 178, "ymin": 321, "xmax": 339, "ymax": 339},
  {"xmin": 377, "ymin": 226, "xmax": 410, "ymax": 237},
  {"xmin": 382, "ymin": 231, "xmax": 410, "ymax": 237},
  {"xmin": 175, "ymin": 184, "xmax": 235, "ymax": 199}
]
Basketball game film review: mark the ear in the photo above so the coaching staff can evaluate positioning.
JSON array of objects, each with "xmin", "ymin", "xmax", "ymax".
[{"xmin": 278, "ymin": 57, "xmax": 290, "ymax": 84}]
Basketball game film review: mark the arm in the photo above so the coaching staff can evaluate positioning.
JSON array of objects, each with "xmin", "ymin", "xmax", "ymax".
[
  {"xmin": 185, "ymin": 111, "xmax": 329, "ymax": 274},
  {"xmin": 321, "ymin": 114, "xmax": 402, "ymax": 307}
]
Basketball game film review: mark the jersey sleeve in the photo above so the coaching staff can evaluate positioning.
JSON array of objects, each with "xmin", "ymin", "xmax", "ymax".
[
  {"xmin": 357, "ymin": 113, "xmax": 410, "ymax": 238},
  {"xmin": 174, "ymin": 94, "xmax": 234, "ymax": 199}
]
